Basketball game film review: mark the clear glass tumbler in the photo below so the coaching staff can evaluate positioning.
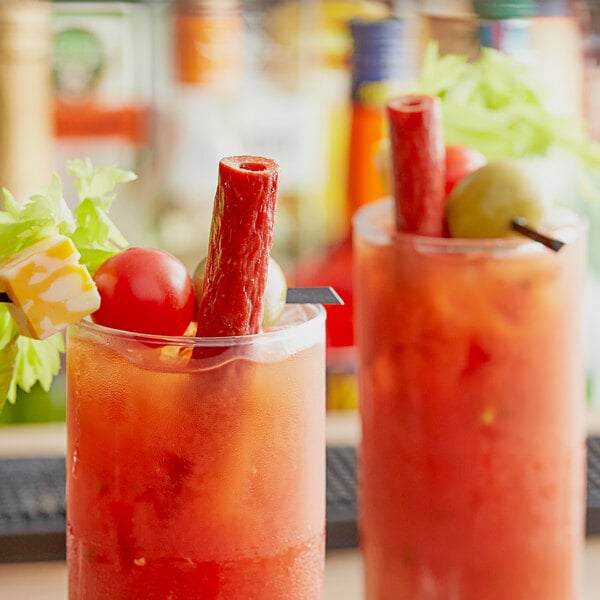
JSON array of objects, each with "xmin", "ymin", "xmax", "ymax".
[
  {"xmin": 66, "ymin": 303, "xmax": 326, "ymax": 599},
  {"xmin": 354, "ymin": 198, "xmax": 587, "ymax": 599}
]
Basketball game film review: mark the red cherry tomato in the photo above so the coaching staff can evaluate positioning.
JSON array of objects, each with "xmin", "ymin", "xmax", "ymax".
[
  {"xmin": 445, "ymin": 145, "xmax": 487, "ymax": 196},
  {"xmin": 92, "ymin": 247, "xmax": 196, "ymax": 336}
]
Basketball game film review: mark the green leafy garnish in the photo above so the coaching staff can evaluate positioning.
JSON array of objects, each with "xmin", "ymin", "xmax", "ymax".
[
  {"xmin": 68, "ymin": 159, "xmax": 135, "ymax": 274},
  {"xmin": 0, "ymin": 159, "xmax": 135, "ymax": 408},
  {"xmin": 413, "ymin": 44, "xmax": 600, "ymax": 169},
  {"xmin": 0, "ymin": 177, "xmax": 74, "ymax": 259},
  {"xmin": 412, "ymin": 43, "xmax": 600, "ymax": 274},
  {"xmin": 0, "ymin": 313, "xmax": 18, "ymax": 413}
]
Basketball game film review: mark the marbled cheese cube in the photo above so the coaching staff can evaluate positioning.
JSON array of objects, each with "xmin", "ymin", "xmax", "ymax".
[{"xmin": 0, "ymin": 236, "xmax": 100, "ymax": 339}]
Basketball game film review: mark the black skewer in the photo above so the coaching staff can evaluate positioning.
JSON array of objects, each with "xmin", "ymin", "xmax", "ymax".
[
  {"xmin": 286, "ymin": 287, "xmax": 344, "ymax": 305},
  {"xmin": 0, "ymin": 288, "xmax": 345, "ymax": 306},
  {"xmin": 511, "ymin": 217, "xmax": 565, "ymax": 252}
]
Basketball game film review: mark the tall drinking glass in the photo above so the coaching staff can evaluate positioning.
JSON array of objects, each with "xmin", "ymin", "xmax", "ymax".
[
  {"xmin": 66, "ymin": 304, "xmax": 326, "ymax": 599},
  {"xmin": 354, "ymin": 198, "xmax": 587, "ymax": 599}
]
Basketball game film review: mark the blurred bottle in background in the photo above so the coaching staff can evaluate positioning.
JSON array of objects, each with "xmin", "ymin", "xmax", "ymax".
[
  {"xmin": 418, "ymin": 0, "xmax": 479, "ymax": 60},
  {"xmin": 473, "ymin": 0, "xmax": 585, "ymax": 119},
  {"xmin": 153, "ymin": 0, "xmax": 245, "ymax": 266},
  {"xmin": 241, "ymin": 0, "xmax": 327, "ymax": 266},
  {"xmin": 0, "ymin": 0, "xmax": 53, "ymax": 200},
  {"xmin": 301, "ymin": 0, "xmax": 392, "ymax": 250},
  {"xmin": 347, "ymin": 17, "xmax": 407, "ymax": 219},
  {"xmin": 294, "ymin": 16, "xmax": 410, "ymax": 410},
  {"xmin": 51, "ymin": 0, "xmax": 159, "ymax": 245},
  {"xmin": 154, "ymin": 0, "xmax": 331, "ymax": 271}
]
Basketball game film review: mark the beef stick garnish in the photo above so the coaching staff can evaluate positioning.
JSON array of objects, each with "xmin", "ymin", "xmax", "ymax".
[
  {"xmin": 387, "ymin": 95, "xmax": 446, "ymax": 236},
  {"xmin": 196, "ymin": 156, "xmax": 279, "ymax": 338}
]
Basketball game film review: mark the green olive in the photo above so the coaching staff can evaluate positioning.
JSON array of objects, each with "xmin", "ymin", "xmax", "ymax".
[
  {"xmin": 193, "ymin": 256, "xmax": 287, "ymax": 328},
  {"xmin": 445, "ymin": 160, "xmax": 547, "ymax": 239}
]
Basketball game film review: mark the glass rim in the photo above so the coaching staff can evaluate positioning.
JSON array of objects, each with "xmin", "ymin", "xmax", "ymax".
[
  {"xmin": 353, "ymin": 197, "xmax": 587, "ymax": 254},
  {"xmin": 72, "ymin": 303, "xmax": 326, "ymax": 348}
]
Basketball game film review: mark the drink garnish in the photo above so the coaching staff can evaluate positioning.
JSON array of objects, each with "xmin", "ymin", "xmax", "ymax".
[
  {"xmin": 194, "ymin": 255, "xmax": 288, "ymax": 329},
  {"xmin": 0, "ymin": 235, "xmax": 100, "ymax": 340},
  {"xmin": 387, "ymin": 94, "xmax": 446, "ymax": 236},
  {"xmin": 91, "ymin": 246, "xmax": 196, "ymax": 336},
  {"xmin": 0, "ymin": 281, "xmax": 344, "ymax": 308},
  {"xmin": 445, "ymin": 158, "xmax": 568, "ymax": 249},
  {"xmin": 0, "ymin": 159, "xmax": 135, "ymax": 409},
  {"xmin": 0, "ymin": 154, "xmax": 338, "ymax": 406},
  {"xmin": 414, "ymin": 43, "xmax": 600, "ymax": 171},
  {"xmin": 445, "ymin": 159, "xmax": 547, "ymax": 238},
  {"xmin": 195, "ymin": 156, "xmax": 279, "ymax": 337},
  {"xmin": 386, "ymin": 93, "xmax": 568, "ymax": 250}
]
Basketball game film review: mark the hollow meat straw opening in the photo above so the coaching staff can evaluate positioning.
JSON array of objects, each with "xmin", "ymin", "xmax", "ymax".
[
  {"xmin": 388, "ymin": 95, "xmax": 435, "ymax": 112},
  {"xmin": 221, "ymin": 156, "xmax": 276, "ymax": 174}
]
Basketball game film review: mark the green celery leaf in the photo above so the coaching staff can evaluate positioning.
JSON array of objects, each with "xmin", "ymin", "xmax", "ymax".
[
  {"xmin": 0, "ymin": 307, "xmax": 18, "ymax": 348},
  {"xmin": 68, "ymin": 159, "xmax": 137, "ymax": 211},
  {"xmin": 0, "ymin": 174, "xmax": 78, "ymax": 261},
  {"xmin": 28, "ymin": 173, "xmax": 76, "ymax": 236},
  {"xmin": 413, "ymin": 44, "xmax": 600, "ymax": 171},
  {"xmin": 68, "ymin": 159, "xmax": 135, "ymax": 274},
  {"xmin": 0, "ymin": 159, "xmax": 135, "ymax": 410},
  {"xmin": 417, "ymin": 43, "xmax": 471, "ymax": 97},
  {"xmin": 0, "ymin": 220, "xmax": 57, "ymax": 259},
  {"xmin": 72, "ymin": 198, "xmax": 129, "ymax": 258},
  {"xmin": 11, "ymin": 333, "xmax": 64, "ymax": 400},
  {"xmin": 76, "ymin": 247, "xmax": 124, "ymax": 277},
  {"xmin": 0, "ymin": 308, "xmax": 19, "ymax": 412}
]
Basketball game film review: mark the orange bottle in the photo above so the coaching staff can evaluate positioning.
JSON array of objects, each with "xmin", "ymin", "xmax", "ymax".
[
  {"xmin": 294, "ymin": 17, "xmax": 407, "ymax": 409},
  {"xmin": 346, "ymin": 17, "xmax": 407, "ymax": 225},
  {"xmin": 173, "ymin": 0, "xmax": 243, "ymax": 89}
]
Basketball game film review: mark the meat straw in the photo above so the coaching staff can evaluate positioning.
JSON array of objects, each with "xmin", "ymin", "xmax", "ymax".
[
  {"xmin": 196, "ymin": 156, "xmax": 279, "ymax": 338},
  {"xmin": 387, "ymin": 95, "xmax": 446, "ymax": 236}
]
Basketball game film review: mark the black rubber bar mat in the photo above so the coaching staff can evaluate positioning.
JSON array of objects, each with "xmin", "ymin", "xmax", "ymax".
[{"xmin": 1, "ymin": 439, "xmax": 599, "ymax": 561}]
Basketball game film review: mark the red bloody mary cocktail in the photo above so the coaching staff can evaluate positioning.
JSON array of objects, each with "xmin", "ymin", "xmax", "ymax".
[
  {"xmin": 66, "ymin": 304, "xmax": 325, "ymax": 599},
  {"xmin": 354, "ymin": 198, "xmax": 587, "ymax": 599}
]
